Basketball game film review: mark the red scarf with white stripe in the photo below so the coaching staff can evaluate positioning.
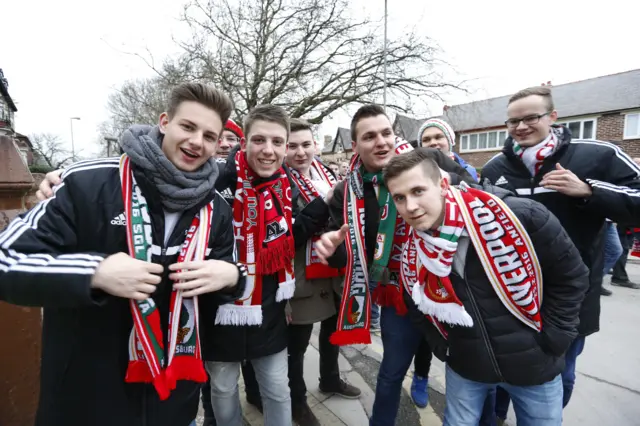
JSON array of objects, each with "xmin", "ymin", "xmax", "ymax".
[
  {"xmin": 120, "ymin": 155, "xmax": 209, "ymax": 400},
  {"xmin": 289, "ymin": 159, "xmax": 344, "ymax": 279},
  {"xmin": 513, "ymin": 131, "xmax": 558, "ymax": 176},
  {"xmin": 401, "ymin": 185, "xmax": 543, "ymax": 338},
  {"xmin": 331, "ymin": 138, "xmax": 413, "ymax": 346},
  {"xmin": 215, "ymin": 150, "xmax": 295, "ymax": 326}
]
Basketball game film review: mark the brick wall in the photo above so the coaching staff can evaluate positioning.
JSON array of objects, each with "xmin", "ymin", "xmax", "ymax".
[{"xmin": 597, "ymin": 112, "xmax": 640, "ymax": 158}]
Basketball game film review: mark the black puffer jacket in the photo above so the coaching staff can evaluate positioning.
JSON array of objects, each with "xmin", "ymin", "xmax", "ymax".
[
  {"xmin": 203, "ymin": 146, "xmax": 330, "ymax": 361},
  {"xmin": 0, "ymin": 158, "xmax": 245, "ymax": 426},
  {"xmin": 405, "ymin": 186, "xmax": 589, "ymax": 386},
  {"xmin": 481, "ymin": 126, "xmax": 640, "ymax": 336}
]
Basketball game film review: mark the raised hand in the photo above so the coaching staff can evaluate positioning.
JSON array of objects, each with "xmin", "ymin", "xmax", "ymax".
[{"xmin": 315, "ymin": 224, "xmax": 349, "ymax": 265}]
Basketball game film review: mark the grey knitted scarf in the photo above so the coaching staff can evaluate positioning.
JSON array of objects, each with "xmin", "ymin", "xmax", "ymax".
[{"xmin": 120, "ymin": 124, "xmax": 218, "ymax": 212}]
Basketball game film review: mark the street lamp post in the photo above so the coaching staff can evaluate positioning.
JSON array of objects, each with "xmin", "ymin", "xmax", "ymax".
[
  {"xmin": 104, "ymin": 137, "xmax": 118, "ymax": 157},
  {"xmin": 383, "ymin": 0, "xmax": 388, "ymax": 111},
  {"xmin": 70, "ymin": 117, "xmax": 81, "ymax": 159}
]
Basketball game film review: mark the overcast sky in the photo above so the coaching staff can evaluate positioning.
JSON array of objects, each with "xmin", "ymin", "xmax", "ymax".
[{"xmin": 4, "ymin": 0, "xmax": 640, "ymax": 154}]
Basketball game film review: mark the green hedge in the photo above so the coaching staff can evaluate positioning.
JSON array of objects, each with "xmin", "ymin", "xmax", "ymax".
[{"xmin": 29, "ymin": 165, "xmax": 54, "ymax": 174}]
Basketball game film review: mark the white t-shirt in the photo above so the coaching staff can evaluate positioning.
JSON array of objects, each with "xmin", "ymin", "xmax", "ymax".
[{"xmin": 164, "ymin": 211, "xmax": 181, "ymax": 245}]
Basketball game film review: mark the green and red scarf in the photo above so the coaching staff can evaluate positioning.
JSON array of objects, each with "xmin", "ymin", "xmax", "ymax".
[
  {"xmin": 289, "ymin": 159, "xmax": 344, "ymax": 280},
  {"xmin": 215, "ymin": 150, "xmax": 295, "ymax": 326},
  {"xmin": 331, "ymin": 138, "xmax": 413, "ymax": 346},
  {"xmin": 120, "ymin": 155, "xmax": 209, "ymax": 400},
  {"xmin": 401, "ymin": 184, "xmax": 543, "ymax": 339}
]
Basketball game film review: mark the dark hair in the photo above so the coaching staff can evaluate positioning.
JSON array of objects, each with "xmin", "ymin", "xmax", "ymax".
[
  {"xmin": 508, "ymin": 86, "xmax": 555, "ymax": 111},
  {"xmin": 383, "ymin": 149, "xmax": 442, "ymax": 185},
  {"xmin": 350, "ymin": 104, "xmax": 389, "ymax": 141},
  {"xmin": 244, "ymin": 104, "xmax": 290, "ymax": 139},
  {"xmin": 167, "ymin": 82, "xmax": 233, "ymax": 125},
  {"xmin": 290, "ymin": 118, "xmax": 313, "ymax": 134},
  {"xmin": 328, "ymin": 161, "xmax": 339, "ymax": 167}
]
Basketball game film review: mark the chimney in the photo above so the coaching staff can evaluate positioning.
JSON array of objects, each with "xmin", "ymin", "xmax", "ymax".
[
  {"xmin": 324, "ymin": 135, "xmax": 332, "ymax": 146},
  {"xmin": 443, "ymin": 105, "xmax": 451, "ymax": 113}
]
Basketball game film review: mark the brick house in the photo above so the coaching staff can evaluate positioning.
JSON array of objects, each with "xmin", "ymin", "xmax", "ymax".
[
  {"xmin": 0, "ymin": 69, "xmax": 35, "ymax": 167},
  {"xmin": 0, "ymin": 69, "xmax": 17, "ymax": 137},
  {"xmin": 398, "ymin": 69, "xmax": 640, "ymax": 169},
  {"xmin": 392, "ymin": 114, "xmax": 429, "ymax": 146},
  {"xmin": 321, "ymin": 127, "xmax": 353, "ymax": 163},
  {"xmin": 447, "ymin": 69, "xmax": 640, "ymax": 168}
]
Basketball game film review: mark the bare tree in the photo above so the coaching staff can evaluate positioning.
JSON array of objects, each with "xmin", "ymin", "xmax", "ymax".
[
  {"xmin": 30, "ymin": 133, "xmax": 77, "ymax": 169},
  {"xmin": 105, "ymin": 0, "xmax": 464, "ymax": 130}
]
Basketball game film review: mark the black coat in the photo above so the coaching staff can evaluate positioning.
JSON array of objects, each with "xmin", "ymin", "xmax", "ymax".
[
  {"xmin": 481, "ymin": 126, "xmax": 640, "ymax": 336},
  {"xmin": 204, "ymin": 146, "xmax": 330, "ymax": 361},
  {"xmin": 0, "ymin": 158, "xmax": 244, "ymax": 426},
  {"xmin": 405, "ymin": 187, "xmax": 589, "ymax": 386}
]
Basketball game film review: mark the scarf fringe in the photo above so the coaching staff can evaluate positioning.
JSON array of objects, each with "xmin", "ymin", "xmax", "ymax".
[
  {"xmin": 165, "ymin": 358, "xmax": 208, "ymax": 391},
  {"xmin": 257, "ymin": 237, "xmax": 295, "ymax": 275},
  {"xmin": 330, "ymin": 328, "xmax": 372, "ymax": 346},
  {"xmin": 372, "ymin": 284, "xmax": 407, "ymax": 316},
  {"xmin": 125, "ymin": 360, "xmax": 154, "ymax": 384},
  {"xmin": 275, "ymin": 277, "xmax": 296, "ymax": 302},
  {"xmin": 215, "ymin": 304, "xmax": 263, "ymax": 326},
  {"xmin": 412, "ymin": 282, "xmax": 473, "ymax": 327}
]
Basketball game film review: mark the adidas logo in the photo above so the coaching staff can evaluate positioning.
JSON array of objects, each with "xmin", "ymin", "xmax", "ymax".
[
  {"xmin": 110, "ymin": 213, "xmax": 126, "ymax": 226},
  {"xmin": 495, "ymin": 176, "xmax": 508, "ymax": 186}
]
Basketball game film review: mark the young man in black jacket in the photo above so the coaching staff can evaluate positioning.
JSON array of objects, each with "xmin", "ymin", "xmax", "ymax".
[
  {"xmin": 203, "ymin": 105, "xmax": 328, "ymax": 426},
  {"xmin": 384, "ymin": 149, "xmax": 588, "ymax": 425},
  {"xmin": 314, "ymin": 104, "xmax": 474, "ymax": 426},
  {"xmin": 0, "ymin": 82, "xmax": 246, "ymax": 426},
  {"xmin": 481, "ymin": 86, "xmax": 640, "ymax": 412}
]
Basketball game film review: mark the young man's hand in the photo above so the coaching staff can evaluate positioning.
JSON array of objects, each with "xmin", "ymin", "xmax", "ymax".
[
  {"xmin": 540, "ymin": 164, "xmax": 592, "ymax": 198},
  {"xmin": 315, "ymin": 224, "xmax": 349, "ymax": 265},
  {"xmin": 36, "ymin": 169, "xmax": 63, "ymax": 200},
  {"xmin": 169, "ymin": 260, "xmax": 239, "ymax": 298},
  {"xmin": 91, "ymin": 253, "xmax": 163, "ymax": 300}
]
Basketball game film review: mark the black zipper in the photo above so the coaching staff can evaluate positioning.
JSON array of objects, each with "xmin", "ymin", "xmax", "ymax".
[{"xmin": 462, "ymin": 271, "xmax": 505, "ymax": 382}]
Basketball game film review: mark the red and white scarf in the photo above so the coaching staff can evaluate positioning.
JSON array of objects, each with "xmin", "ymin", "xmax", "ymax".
[
  {"xmin": 331, "ymin": 138, "xmax": 414, "ymax": 346},
  {"xmin": 215, "ymin": 150, "xmax": 295, "ymax": 326},
  {"xmin": 120, "ymin": 155, "xmax": 209, "ymax": 400},
  {"xmin": 289, "ymin": 159, "xmax": 343, "ymax": 279},
  {"xmin": 401, "ymin": 185, "xmax": 543, "ymax": 339},
  {"xmin": 513, "ymin": 131, "xmax": 558, "ymax": 176}
]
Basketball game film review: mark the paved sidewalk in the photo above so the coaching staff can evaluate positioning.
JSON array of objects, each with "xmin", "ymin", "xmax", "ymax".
[{"xmin": 196, "ymin": 325, "xmax": 442, "ymax": 425}]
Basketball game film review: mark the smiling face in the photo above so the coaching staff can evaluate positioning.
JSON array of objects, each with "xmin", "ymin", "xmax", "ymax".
[
  {"xmin": 216, "ymin": 130, "xmax": 241, "ymax": 159},
  {"xmin": 158, "ymin": 101, "xmax": 222, "ymax": 172},
  {"xmin": 243, "ymin": 119, "xmax": 287, "ymax": 177},
  {"xmin": 286, "ymin": 129, "xmax": 315, "ymax": 175},
  {"xmin": 352, "ymin": 114, "xmax": 395, "ymax": 172},
  {"xmin": 506, "ymin": 95, "xmax": 557, "ymax": 147},
  {"xmin": 387, "ymin": 164, "xmax": 448, "ymax": 232},
  {"xmin": 421, "ymin": 127, "xmax": 450, "ymax": 154}
]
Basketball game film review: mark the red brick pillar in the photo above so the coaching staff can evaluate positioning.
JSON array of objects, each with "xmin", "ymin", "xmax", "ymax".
[{"xmin": 0, "ymin": 135, "xmax": 40, "ymax": 426}]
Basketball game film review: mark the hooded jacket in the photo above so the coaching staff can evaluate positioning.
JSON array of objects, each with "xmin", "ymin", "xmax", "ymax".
[{"xmin": 404, "ymin": 183, "xmax": 589, "ymax": 385}]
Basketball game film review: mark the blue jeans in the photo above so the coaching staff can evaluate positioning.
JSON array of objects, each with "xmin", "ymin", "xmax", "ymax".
[
  {"xmin": 370, "ymin": 307, "xmax": 422, "ymax": 426},
  {"xmin": 493, "ymin": 335, "xmax": 587, "ymax": 416},
  {"xmin": 561, "ymin": 336, "xmax": 586, "ymax": 407},
  {"xmin": 444, "ymin": 366, "xmax": 563, "ymax": 426},
  {"xmin": 603, "ymin": 222, "xmax": 623, "ymax": 274},
  {"xmin": 205, "ymin": 349, "xmax": 292, "ymax": 426}
]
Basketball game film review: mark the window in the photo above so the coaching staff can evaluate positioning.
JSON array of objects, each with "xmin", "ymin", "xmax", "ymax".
[
  {"xmin": 624, "ymin": 113, "xmax": 640, "ymax": 139},
  {"xmin": 558, "ymin": 118, "xmax": 596, "ymax": 139},
  {"xmin": 461, "ymin": 129, "xmax": 508, "ymax": 152}
]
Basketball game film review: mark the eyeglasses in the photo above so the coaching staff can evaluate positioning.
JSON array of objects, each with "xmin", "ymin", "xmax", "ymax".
[
  {"xmin": 221, "ymin": 135, "xmax": 240, "ymax": 144},
  {"xmin": 505, "ymin": 112, "xmax": 550, "ymax": 128}
]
